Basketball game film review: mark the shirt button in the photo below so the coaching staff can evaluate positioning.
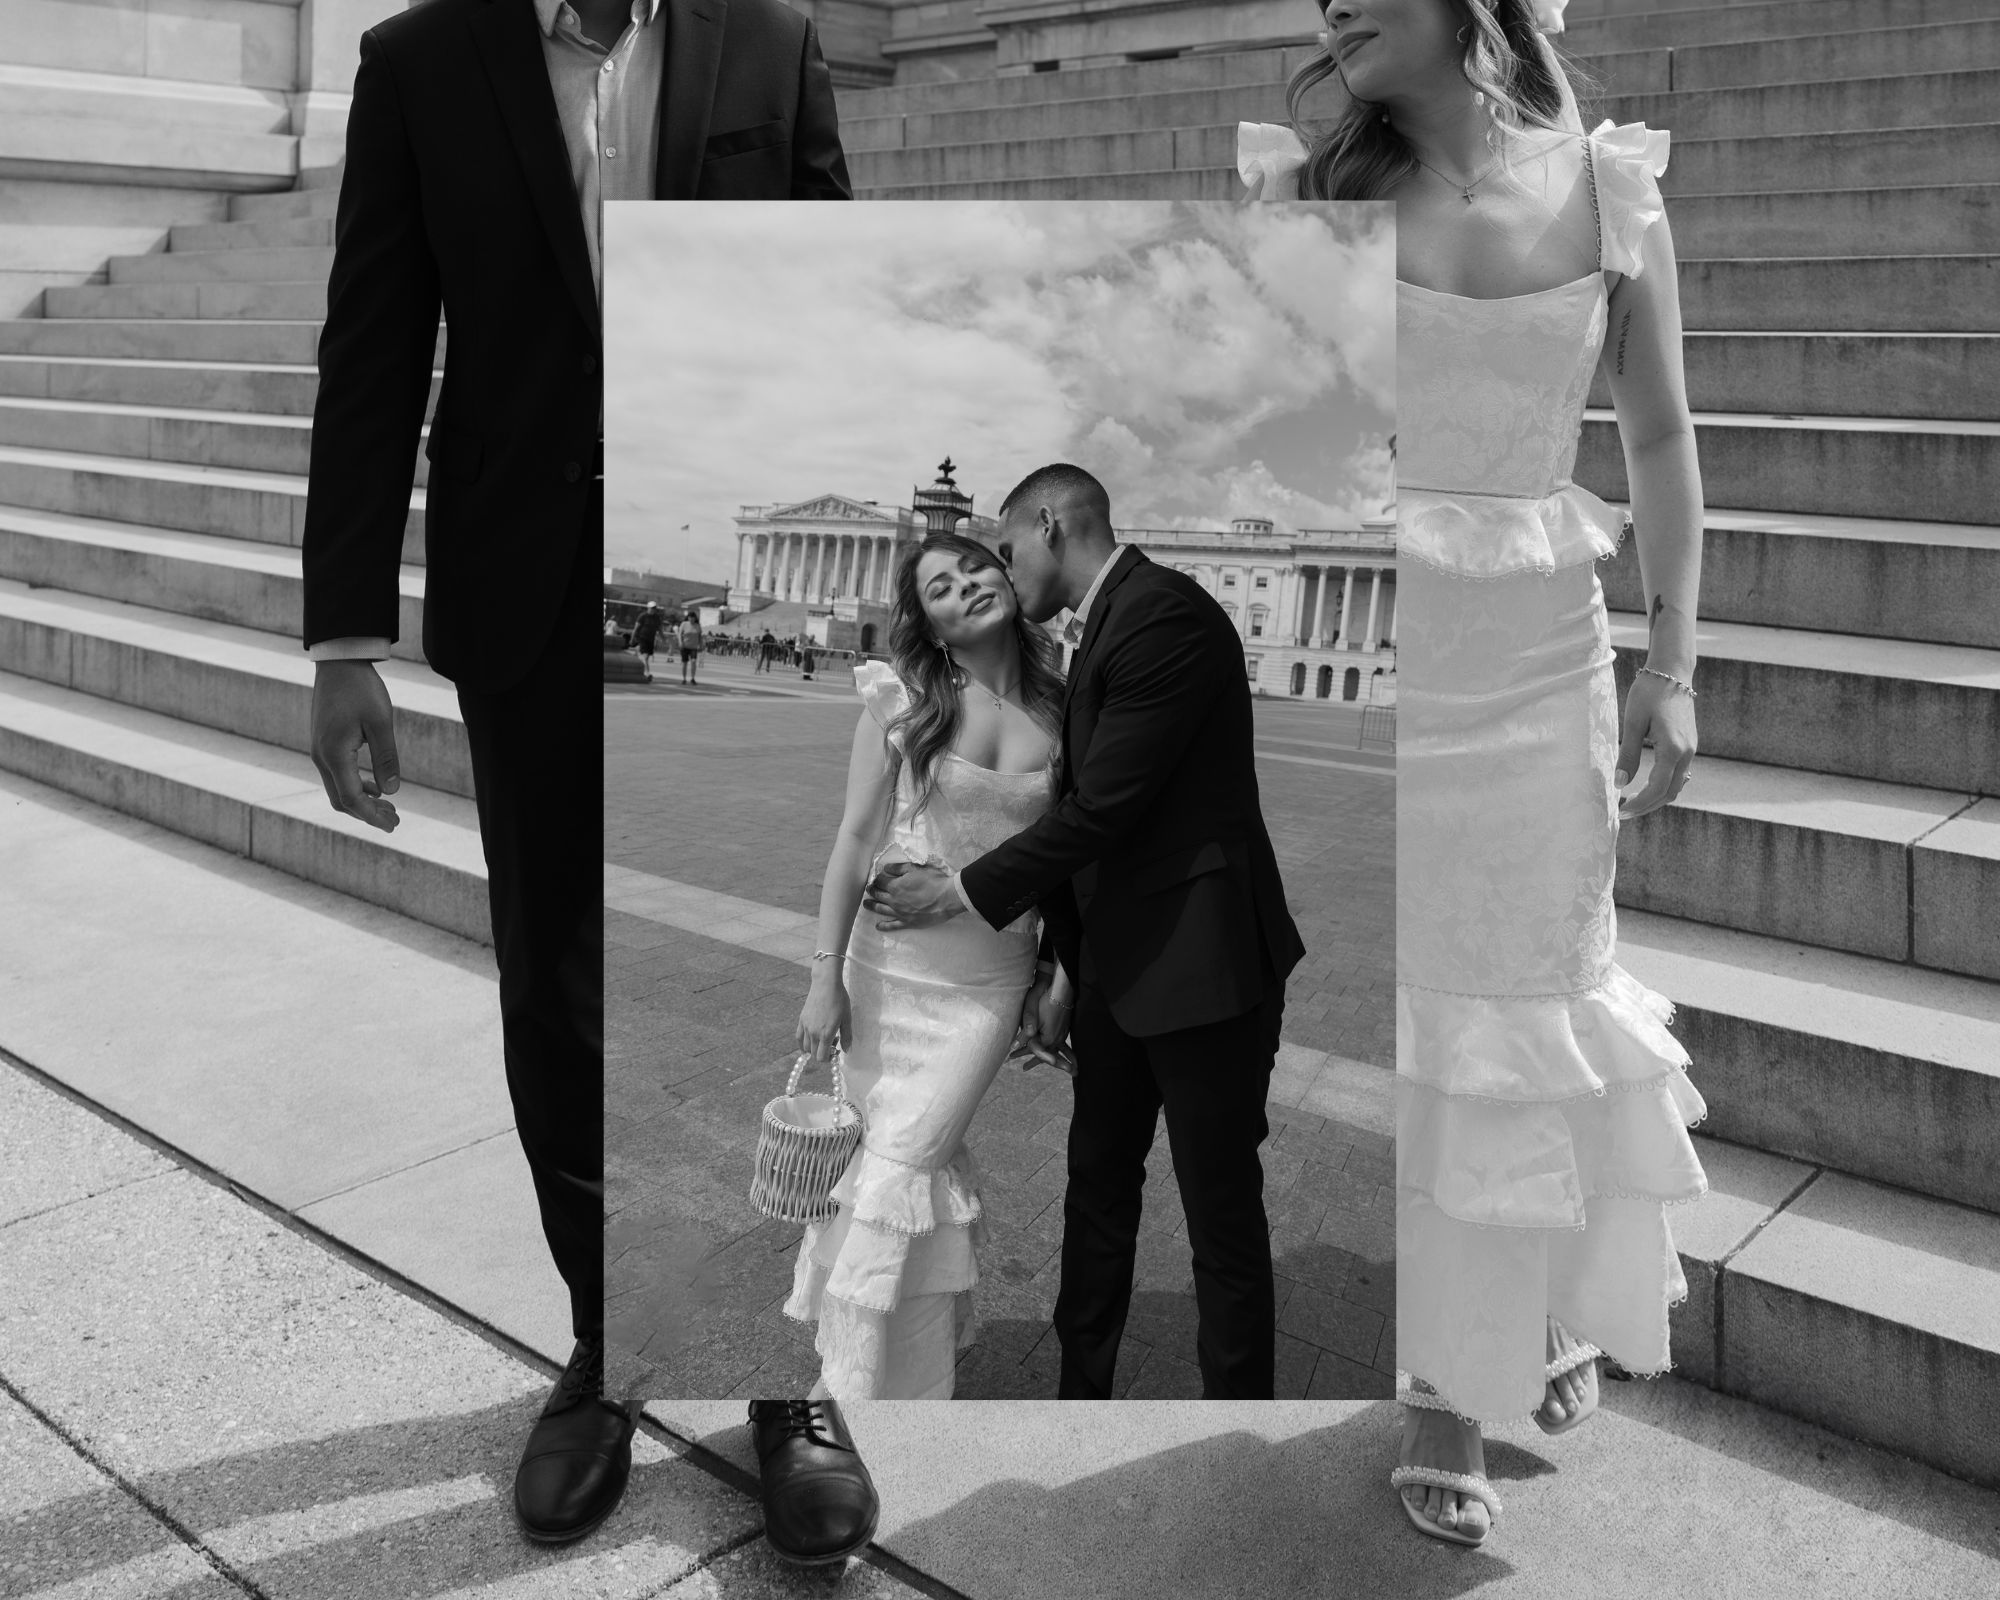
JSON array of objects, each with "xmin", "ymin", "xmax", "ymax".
[
  {"xmin": 563, "ymin": 461, "xmax": 582, "ymax": 484},
  {"xmin": 602, "ymin": 60, "xmax": 615, "ymax": 74},
  {"xmin": 605, "ymin": 146, "xmax": 617, "ymax": 159}
]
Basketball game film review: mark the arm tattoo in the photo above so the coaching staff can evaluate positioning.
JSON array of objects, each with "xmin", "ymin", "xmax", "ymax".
[
  {"xmin": 1648, "ymin": 592, "xmax": 1664, "ymax": 649},
  {"xmin": 1615, "ymin": 309, "xmax": 1634, "ymax": 375}
]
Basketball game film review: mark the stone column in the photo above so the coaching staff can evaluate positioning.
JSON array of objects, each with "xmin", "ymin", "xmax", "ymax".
[
  {"xmin": 1363, "ymin": 567, "xmax": 1383, "ymax": 652},
  {"xmin": 776, "ymin": 535, "xmax": 792, "ymax": 601},
  {"xmin": 1387, "ymin": 577, "xmax": 1399, "ymax": 646},
  {"xmin": 1310, "ymin": 567, "xmax": 1329, "ymax": 647},
  {"xmin": 863, "ymin": 537, "xmax": 880, "ymax": 602},
  {"xmin": 1335, "ymin": 566, "xmax": 1357, "ymax": 649}
]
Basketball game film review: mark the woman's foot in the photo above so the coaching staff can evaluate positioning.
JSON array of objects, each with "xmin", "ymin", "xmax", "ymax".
[
  {"xmin": 1397, "ymin": 1388, "xmax": 1492, "ymax": 1544},
  {"xmin": 1537, "ymin": 1318, "xmax": 1600, "ymax": 1434}
]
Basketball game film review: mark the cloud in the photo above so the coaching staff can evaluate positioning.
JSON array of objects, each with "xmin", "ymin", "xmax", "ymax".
[{"xmin": 604, "ymin": 202, "xmax": 1393, "ymax": 578}]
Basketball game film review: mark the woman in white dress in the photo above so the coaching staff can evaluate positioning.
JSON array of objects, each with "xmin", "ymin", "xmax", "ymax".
[
  {"xmin": 1245, "ymin": 0, "xmax": 1708, "ymax": 1547},
  {"xmin": 785, "ymin": 529, "xmax": 1068, "ymax": 1401}
]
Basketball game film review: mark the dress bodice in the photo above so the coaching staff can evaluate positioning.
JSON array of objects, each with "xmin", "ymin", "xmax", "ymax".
[
  {"xmin": 1236, "ymin": 117, "xmax": 1670, "ymax": 579},
  {"xmin": 1398, "ymin": 276, "xmax": 1606, "ymax": 502}
]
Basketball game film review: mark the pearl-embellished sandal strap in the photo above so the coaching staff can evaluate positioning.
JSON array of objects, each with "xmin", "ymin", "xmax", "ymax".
[
  {"xmin": 1546, "ymin": 1341, "xmax": 1602, "ymax": 1380},
  {"xmin": 1389, "ymin": 1466, "xmax": 1503, "ymax": 1522}
]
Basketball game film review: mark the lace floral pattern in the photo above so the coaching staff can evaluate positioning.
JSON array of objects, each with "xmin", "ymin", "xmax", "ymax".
[{"xmin": 1392, "ymin": 123, "xmax": 1705, "ymax": 1423}]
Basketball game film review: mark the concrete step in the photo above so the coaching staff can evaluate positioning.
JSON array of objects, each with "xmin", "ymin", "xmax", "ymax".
[
  {"xmin": 1577, "ymin": 410, "xmax": 1998, "ymax": 525},
  {"xmin": 169, "ymin": 215, "xmax": 335, "ymax": 254},
  {"xmin": 1672, "ymin": 1139, "xmax": 2000, "ymax": 1490},
  {"xmin": 1668, "ymin": 19, "xmax": 2000, "ymax": 93},
  {"xmin": 299, "ymin": 163, "xmax": 343, "ymax": 191},
  {"xmin": 1662, "ymin": 184, "xmax": 1998, "ymax": 258},
  {"xmin": 1587, "ymin": 332, "xmax": 2000, "ymax": 420},
  {"xmin": 0, "ymin": 578, "xmax": 470, "ymax": 796},
  {"xmin": 1674, "ymin": 256, "xmax": 2000, "ymax": 334},
  {"xmin": 1667, "ymin": 123, "xmax": 2000, "ymax": 195},
  {"xmin": 0, "ymin": 64, "xmax": 298, "ymax": 139},
  {"xmin": 0, "ymin": 396, "xmax": 351, "ymax": 480},
  {"xmin": 0, "ymin": 320, "xmax": 444, "ymax": 371},
  {"xmin": 840, "ymin": 43, "xmax": 1312, "ymax": 118},
  {"xmin": 0, "ymin": 353, "xmax": 322, "ymax": 416},
  {"xmin": 0, "ymin": 108, "xmax": 295, "ymax": 191},
  {"xmin": 0, "ymin": 668, "xmax": 486, "ymax": 944},
  {"xmin": 1621, "ymin": 907, "xmax": 2000, "ymax": 1214},
  {"xmin": 0, "ymin": 355, "xmax": 440, "ymax": 423},
  {"xmin": 842, "ymin": 83, "xmax": 1283, "ymax": 153},
  {"xmin": 1600, "ymin": 507, "xmax": 2000, "ymax": 650},
  {"xmin": 0, "ymin": 443, "xmax": 425, "ymax": 562},
  {"xmin": 43, "ymin": 280, "xmax": 329, "ymax": 322},
  {"xmin": 849, "ymin": 124, "xmax": 1232, "ymax": 188},
  {"xmin": 1607, "ymin": 70, "xmax": 2000, "ymax": 141},
  {"xmin": 858, "ymin": 167, "xmax": 1238, "ymax": 201},
  {"xmin": 1614, "ymin": 750, "xmax": 1993, "ymax": 977},
  {"xmin": 106, "ymin": 246, "xmax": 334, "ymax": 287},
  {"xmin": 1604, "ymin": 611, "xmax": 2000, "ymax": 795},
  {"xmin": 0, "ymin": 506, "xmax": 427, "ymax": 665},
  {"xmin": 227, "ymin": 186, "xmax": 342, "ymax": 224},
  {"xmin": 1567, "ymin": 0, "xmax": 1999, "ymax": 52}
]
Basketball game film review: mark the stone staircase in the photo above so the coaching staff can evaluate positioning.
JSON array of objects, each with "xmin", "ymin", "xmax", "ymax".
[
  {"xmin": 0, "ymin": 166, "xmax": 489, "ymax": 944},
  {"xmin": 1556, "ymin": 0, "xmax": 2000, "ymax": 1492}
]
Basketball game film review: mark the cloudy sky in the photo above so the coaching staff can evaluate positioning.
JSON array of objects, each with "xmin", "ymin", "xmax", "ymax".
[{"xmin": 604, "ymin": 201, "xmax": 1393, "ymax": 582}]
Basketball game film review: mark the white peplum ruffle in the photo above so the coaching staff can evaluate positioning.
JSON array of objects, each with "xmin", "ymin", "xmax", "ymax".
[
  {"xmin": 1398, "ymin": 968, "xmax": 1708, "ymax": 1234},
  {"xmin": 1397, "ymin": 483, "xmax": 1627, "ymax": 580}
]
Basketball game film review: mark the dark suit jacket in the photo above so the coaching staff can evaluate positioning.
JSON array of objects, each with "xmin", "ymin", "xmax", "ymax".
[
  {"xmin": 960, "ymin": 548, "xmax": 1307, "ymax": 1038},
  {"xmin": 301, "ymin": 0, "xmax": 851, "ymax": 689}
]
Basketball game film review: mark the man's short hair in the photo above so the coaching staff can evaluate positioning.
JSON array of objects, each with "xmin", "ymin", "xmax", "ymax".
[{"xmin": 998, "ymin": 462, "xmax": 1109, "ymax": 522}]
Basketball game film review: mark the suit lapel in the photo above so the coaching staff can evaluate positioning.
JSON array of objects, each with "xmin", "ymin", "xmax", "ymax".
[
  {"xmin": 655, "ymin": 0, "xmax": 731, "ymax": 199},
  {"xmin": 468, "ymin": 0, "xmax": 600, "ymax": 335}
]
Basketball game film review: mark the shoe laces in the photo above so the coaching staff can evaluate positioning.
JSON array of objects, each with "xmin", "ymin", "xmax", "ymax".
[
  {"xmin": 553, "ymin": 1339, "xmax": 605, "ymax": 1407},
  {"xmin": 759, "ymin": 1398, "xmax": 841, "ymax": 1446}
]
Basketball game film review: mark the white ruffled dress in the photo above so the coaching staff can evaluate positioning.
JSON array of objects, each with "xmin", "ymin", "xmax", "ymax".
[
  {"xmin": 1241, "ymin": 119, "xmax": 1709, "ymax": 1421},
  {"xmin": 783, "ymin": 661, "xmax": 1054, "ymax": 1401}
]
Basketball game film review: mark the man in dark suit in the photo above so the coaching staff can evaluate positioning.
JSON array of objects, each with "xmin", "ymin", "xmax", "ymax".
[
  {"xmin": 303, "ymin": 0, "xmax": 875, "ymax": 1552},
  {"xmin": 865, "ymin": 463, "xmax": 1306, "ymax": 1400}
]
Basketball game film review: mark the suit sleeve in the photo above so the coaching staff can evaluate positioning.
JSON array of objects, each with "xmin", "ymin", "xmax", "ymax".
[
  {"xmin": 960, "ymin": 584, "xmax": 1229, "ymax": 929},
  {"xmin": 790, "ymin": 20, "xmax": 853, "ymax": 199},
  {"xmin": 300, "ymin": 28, "xmax": 441, "ymax": 651}
]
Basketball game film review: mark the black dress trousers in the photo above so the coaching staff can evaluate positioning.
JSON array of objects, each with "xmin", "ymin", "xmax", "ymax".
[
  {"xmin": 1053, "ymin": 980, "xmax": 1286, "ymax": 1399},
  {"xmin": 453, "ymin": 476, "xmax": 604, "ymax": 1341}
]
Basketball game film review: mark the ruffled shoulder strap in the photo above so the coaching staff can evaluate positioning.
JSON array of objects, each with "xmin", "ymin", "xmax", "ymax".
[
  {"xmin": 852, "ymin": 660, "xmax": 911, "ymax": 744},
  {"xmin": 1238, "ymin": 121, "xmax": 1308, "ymax": 201},
  {"xmin": 1586, "ymin": 120, "xmax": 1670, "ymax": 279}
]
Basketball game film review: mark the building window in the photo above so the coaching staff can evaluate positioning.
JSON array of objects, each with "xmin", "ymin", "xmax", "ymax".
[
  {"xmin": 1248, "ymin": 606, "xmax": 1267, "ymax": 638},
  {"xmin": 1253, "ymin": 573, "xmax": 1270, "ymax": 590},
  {"xmin": 1246, "ymin": 655, "xmax": 1260, "ymax": 681},
  {"xmin": 1222, "ymin": 573, "xmax": 1237, "ymax": 588}
]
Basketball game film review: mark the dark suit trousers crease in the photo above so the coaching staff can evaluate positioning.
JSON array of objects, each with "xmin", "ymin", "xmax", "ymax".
[
  {"xmin": 455, "ymin": 479, "xmax": 603, "ymax": 1341},
  {"xmin": 1054, "ymin": 983, "xmax": 1285, "ymax": 1399}
]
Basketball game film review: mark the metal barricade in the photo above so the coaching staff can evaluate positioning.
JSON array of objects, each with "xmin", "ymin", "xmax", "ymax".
[{"xmin": 1358, "ymin": 705, "xmax": 1396, "ymax": 752}]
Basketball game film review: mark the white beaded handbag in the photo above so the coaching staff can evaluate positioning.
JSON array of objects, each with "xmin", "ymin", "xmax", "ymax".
[{"xmin": 749, "ymin": 1049, "xmax": 863, "ymax": 1224}]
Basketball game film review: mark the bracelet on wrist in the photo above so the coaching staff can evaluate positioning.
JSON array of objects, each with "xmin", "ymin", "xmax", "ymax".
[
  {"xmin": 1637, "ymin": 665, "xmax": 1696, "ymax": 699},
  {"xmin": 812, "ymin": 950, "xmax": 845, "ymax": 963}
]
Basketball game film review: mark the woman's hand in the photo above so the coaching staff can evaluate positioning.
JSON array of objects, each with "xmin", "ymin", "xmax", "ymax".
[
  {"xmin": 1615, "ymin": 671, "xmax": 1697, "ymax": 821},
  {"xmin": 796, "ymin": 965, "xmax": 850, "ymax": 1061}
]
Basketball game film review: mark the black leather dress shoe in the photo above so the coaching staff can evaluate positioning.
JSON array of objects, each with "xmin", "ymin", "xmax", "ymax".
[
  {"xmin": 514, "ymin": 1337, "xmax": 635, "ymax": 1544},
  {"xmin": 749, "ymin": 1399, "xmax": 880, "ymax": 1565}
]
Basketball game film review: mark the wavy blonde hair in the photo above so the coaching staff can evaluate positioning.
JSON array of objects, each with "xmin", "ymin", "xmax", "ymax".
[{"xmin": 1287, "ymin": 0, "xmax": 1594, "ymax": 201}]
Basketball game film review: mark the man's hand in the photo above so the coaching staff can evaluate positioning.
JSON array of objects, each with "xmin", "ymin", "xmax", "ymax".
[
  {"xmin": 310, "ymin": 659, "xmax": 402, "ymax": 832},
  {"xmin": 862, "ymin": 861, "xmax": 964, "ymax": 930}
]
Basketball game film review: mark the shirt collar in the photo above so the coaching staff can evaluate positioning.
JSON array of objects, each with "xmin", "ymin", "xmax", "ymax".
[
  {"xmin": 534, "ymin": 0, "xmax": 661, "ymax": 38},
  {"xmin": 1061, "ymin": 545, "xmax": 1125, "ymax": 647}
]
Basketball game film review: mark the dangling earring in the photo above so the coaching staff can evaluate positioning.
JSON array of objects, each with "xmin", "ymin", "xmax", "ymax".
[{"xmin": 1457, "ymin": 24, "xmax": 1470, "ymax": 43}]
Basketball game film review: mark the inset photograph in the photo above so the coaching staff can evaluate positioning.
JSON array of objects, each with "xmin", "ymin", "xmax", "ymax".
[{"xmin": 602, "ymin": 199, "xmax": 1396, "ymax": 1403}]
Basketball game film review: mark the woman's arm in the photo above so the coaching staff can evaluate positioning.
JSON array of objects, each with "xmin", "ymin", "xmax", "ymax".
[
  {"xmin": 1601, "ymin": 205, "xmax": 1702, "ymax": 820},
  {"xmin": 796, "ymin": 708, "xmax": 896, "ymax": 1057}
]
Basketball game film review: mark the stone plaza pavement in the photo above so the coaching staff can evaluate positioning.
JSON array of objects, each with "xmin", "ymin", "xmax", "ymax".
[
  {"xmin": 3, "ymin": 725, "xmax": 2000, "ymax": 1595},
  {"xmin": 604, "ymin": 654, "xmax": 1398, "ymax": 1401}
]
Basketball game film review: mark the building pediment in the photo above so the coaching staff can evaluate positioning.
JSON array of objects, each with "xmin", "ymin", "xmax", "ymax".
[{"xmin": 764, "ymin": 494, "xmax": 899, "ymax": 524}]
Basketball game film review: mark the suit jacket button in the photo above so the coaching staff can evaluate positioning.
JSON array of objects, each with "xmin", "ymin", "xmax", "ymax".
[
  {"xmin": 582, "ymin": 352, "xmax": 599, "ymax": 375},
  {"xmin": 563, "ymin": 460, "xmax": 582, "ymax": 483}
]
